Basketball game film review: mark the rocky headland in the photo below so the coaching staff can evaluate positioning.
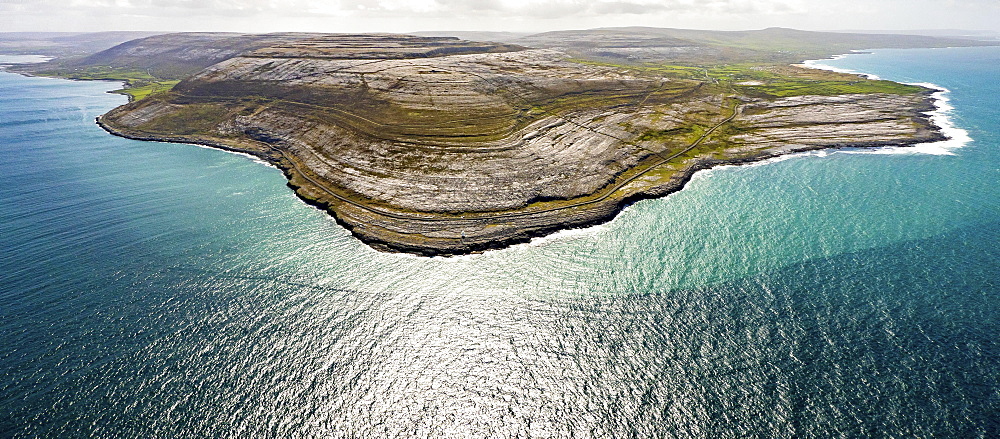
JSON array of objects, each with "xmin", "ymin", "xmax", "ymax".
[{"xmin": 62, "ymin": 32, "xmax": 953, "ymax": 255}]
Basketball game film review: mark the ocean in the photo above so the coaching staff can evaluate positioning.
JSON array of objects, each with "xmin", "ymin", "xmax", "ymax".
[{"xmin": 1, "ymin": 47, "xmax": 998, "ymax": 437}]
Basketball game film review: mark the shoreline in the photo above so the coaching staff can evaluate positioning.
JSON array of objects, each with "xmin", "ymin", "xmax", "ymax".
[
  {"xmin": 6, "ymin": 44, "xmax": 958, "ymax": 257},
  {"xmin": 802, "ymin": 50, "xmax": 970, "ymax": 155},
  {"xmin": 95, "ymin": 86, "xmax": 947, "ymax": 257}
]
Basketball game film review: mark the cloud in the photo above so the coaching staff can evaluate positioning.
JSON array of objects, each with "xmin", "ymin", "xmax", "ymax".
[
  {"xmin": 323, "ymin": 0, "xmax": 804, "ymax": 19},
  {"xmin": 23, "ymin": 0, "xmax": 800, "ymax": 18},
  {"xmin": 591, "ymin": 2, "xmax": 674, "ymax": 15},
  {"xmin": 0, "ymin": 0, "xmax": 995, "ymax": 33}
]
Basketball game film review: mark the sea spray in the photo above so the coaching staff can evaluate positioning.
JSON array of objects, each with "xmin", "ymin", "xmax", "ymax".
[{"xmin": 803, "ymin": 53, "xmax": 970, "ymax": 155}]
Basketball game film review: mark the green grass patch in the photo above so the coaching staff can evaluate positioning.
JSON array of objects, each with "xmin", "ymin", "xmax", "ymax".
[
  {"xmin": 569, "ymin": 59, "xmax": 925, "ymax": 98},
  {"xmin": 735, "ymin": 78, "xmax": 922, "ymax": 98},
  {"xmin": 31, "ymin": 65, "xmax": 181, "ymax": 102},
  {"xmin": 36, "ymin": 66, "xmax": 158, "ymax": 82},
  {"xmin": 705, "ymin": 64, "xmax": 924, "ymax": 97},
  {"xmin": 111, "ymin": 80, "xmax": 180, "ymax": 102}
]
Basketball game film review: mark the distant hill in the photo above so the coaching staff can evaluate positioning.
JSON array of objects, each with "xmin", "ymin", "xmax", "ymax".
[
  {"xmin": 410, "ymin": 31, "xmax": 531, "ymax": 43},
  {"xmin": 506, "ymin": 27, "xmax": 998, "ymax": 64},
  {"xmin": 42, "ymin": 32, "xmax": 334, "ymax": 79},
  {"xmin": 14, "ymin": 27, "xmax": 998, "ymax": 81},
  {"xmin": 0, "ymin": 31, "xmax": 165, "ymax": 57},
  {"xmin": 15, "ymin": 32, "xmax": 524, "ymax": 80}
]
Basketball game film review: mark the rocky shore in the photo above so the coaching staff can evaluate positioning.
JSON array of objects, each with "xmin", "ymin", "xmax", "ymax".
[{"xmin": 93, "ymin": 34, "xmax": 947, "ymax": 256}]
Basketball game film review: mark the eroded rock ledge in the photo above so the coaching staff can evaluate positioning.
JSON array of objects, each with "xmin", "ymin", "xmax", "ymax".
[{"xmin": 96, "ymin": 35, "xmax": 944, "ymax": 255}]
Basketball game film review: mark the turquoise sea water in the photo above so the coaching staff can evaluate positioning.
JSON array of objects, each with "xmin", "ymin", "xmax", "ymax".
[{"xmin": 1, "ymin": 47, "xmax": 998, "ymax": 437}]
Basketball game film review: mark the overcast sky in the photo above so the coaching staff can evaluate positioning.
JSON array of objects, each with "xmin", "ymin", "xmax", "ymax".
[{"xmin": 2, "ymin": 0, "xmax": 998, "ymax": 34}]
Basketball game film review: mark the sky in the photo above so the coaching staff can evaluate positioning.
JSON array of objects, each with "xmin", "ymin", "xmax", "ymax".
[{"xmin": 2, "ymin": 0, "xmax": 998, "ymax": 34}]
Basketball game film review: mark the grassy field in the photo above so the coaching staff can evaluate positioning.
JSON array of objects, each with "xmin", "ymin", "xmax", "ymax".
[
  {"xmin": 570, "ymin": 59, "xmax": 924, "ymax": 98},
  {"xmin": 110, "ymin": 80, "xmax": 179, "ymax": 101},
  {"xmin": 31, "ymin": 66, "xmax": 178, "ymax": 102}
]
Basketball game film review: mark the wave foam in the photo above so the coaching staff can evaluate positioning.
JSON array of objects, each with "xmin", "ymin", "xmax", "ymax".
[
  {"xmin": 801, "ymin": 52, "xmax": 882, "ymax": 80},
  {"xmin": 845, "ymin": 84, "xmax": 970, "ymax": 156},
  {"xmin": 181, "ymin": 142, "xmax": 276, "ymax": 167},
  {"xmin": 802, "ymin": 54, "xmax": 970, "ymax": 156},
  {"xmin": 511, "ymin": 223, "xmax": 609, "ymax": 252}
]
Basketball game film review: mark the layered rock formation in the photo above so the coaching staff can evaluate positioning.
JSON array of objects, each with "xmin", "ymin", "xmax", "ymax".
[{"xmin": 97, "ymin": 34, "xmax": 943, "ymax": 255}]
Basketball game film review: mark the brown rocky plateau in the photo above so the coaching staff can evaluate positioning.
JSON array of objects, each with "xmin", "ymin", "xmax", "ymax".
[{"xmin": 95, "ymin": 33, "xmax": 945, "ymax": 255}]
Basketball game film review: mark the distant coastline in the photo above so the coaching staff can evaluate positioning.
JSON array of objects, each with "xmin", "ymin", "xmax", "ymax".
[{"xmin": 0, "ymin": 54, "xmax": 52, "ymax": 65}]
